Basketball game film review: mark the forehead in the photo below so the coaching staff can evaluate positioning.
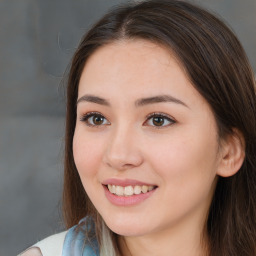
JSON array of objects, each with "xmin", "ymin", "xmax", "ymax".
[
  {"xmin": 78, "ymin": 39, "xmax": 208, "ymax": 110},
  {"xmin": 79, "ymin": 40, "xmax": 185, "ymax": 90},
  {"xmin": 86, "ymin": 39, "xmax": 177, "ymax": 65}
]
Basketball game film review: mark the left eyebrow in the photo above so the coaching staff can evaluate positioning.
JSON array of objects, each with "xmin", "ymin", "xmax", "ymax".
[
  {"xmin": 76, "ymin": 94, "xmax": 189, "ymax": 108},
  {"xmin": 135, "ymin": 95, "xmax": 189, "ymax": 108}
]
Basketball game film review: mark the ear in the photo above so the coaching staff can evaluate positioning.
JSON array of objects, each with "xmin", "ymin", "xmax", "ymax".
[{"xmin": 217, "ymin": 129, "xmax": 245, "ymax": 177}]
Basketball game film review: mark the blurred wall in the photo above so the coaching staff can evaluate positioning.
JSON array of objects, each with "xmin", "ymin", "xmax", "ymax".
[{"xmin": 0, "ymin": 0, "xmax": 255, "ymax": 255}]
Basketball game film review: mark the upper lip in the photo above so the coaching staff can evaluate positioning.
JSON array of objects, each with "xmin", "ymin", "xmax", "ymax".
[{"xmin": 102, "ymin": 178, "xmax": 157, "ymax": 187}]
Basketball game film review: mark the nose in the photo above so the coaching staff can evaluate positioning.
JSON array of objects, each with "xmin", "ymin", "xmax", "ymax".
[{"xmin": 102, "ymin": 125, "xmax": 143, "ymax": 171}]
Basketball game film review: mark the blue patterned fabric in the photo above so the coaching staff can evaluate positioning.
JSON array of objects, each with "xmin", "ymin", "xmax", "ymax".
[{"xmin": 62, "ymin": 217, "xmax": 100, "ymax": 256}]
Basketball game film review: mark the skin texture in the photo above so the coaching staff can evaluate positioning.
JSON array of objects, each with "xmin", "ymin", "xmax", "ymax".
[{"xmin": 73, "ymin": 40, "xmax": 244, "ymax": 256}]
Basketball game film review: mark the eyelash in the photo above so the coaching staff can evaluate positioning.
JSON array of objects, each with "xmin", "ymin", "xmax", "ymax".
[
  {"xmin": 79, "ymin": 111, "xmax": 176, "ymax": 128},
  {"xmin": 145, "ymin": 112, "xmax": 176, "ymax": 128},
  {"xmin": 79, "ymin": 112, "xmax": 110, "ymax": 128}
]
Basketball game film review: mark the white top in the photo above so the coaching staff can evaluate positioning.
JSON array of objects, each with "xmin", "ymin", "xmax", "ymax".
[{"xmin": 18, "ymin": 231, "xmax": 68, "ymax": 256}]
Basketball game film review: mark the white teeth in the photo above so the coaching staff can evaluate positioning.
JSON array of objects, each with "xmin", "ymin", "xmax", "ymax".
[
  {"xmin": 148, "ymin": 185, "xmax": 154, "ymax": 191},
  {"xmin": 108, "ymin": 184, "xmax": 116, "ymax": 194},
  {"xmin": 124, "ymin": 186, "xmax": 133, "ymax": 196},
  {"xmin": 115, "ymin": 186, "xmax": 124, "ymax": 196},
  {"xmin": 107, "ymin": 184, "xmax": 155, "ymax": 196},
  {"xmin": 142, "ymin": 185, "xmax": 148, "ymax": 193},
  {"xmin": 134, "ymin": 185, "xmax": 142, "ymax": 195}
]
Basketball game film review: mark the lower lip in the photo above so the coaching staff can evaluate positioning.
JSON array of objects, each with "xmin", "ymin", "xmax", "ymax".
[{"xmin": 103, "ymin": 185, "xmax": 157, "ymax": 206}]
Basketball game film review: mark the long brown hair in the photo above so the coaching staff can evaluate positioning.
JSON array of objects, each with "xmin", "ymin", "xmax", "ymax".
[{"xmin": 63, "ymin": 0, "xmax": 256, "ymax": 255}]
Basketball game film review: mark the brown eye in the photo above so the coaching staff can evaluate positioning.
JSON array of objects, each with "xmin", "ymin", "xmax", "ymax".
[
  {"xmin": 80, "ymin": 112, "xmax": 110, "ymax": 127},
  {"xmin": 152, "ymin": 116, "xmax": 165, "ymax": 126},
  {"xmin": 93, "ymin": 115, "xmax": 105, "ymax": 125},
  {"xmin": 144, "ymin": 113, "xmax": 176, "ymax": 128}
]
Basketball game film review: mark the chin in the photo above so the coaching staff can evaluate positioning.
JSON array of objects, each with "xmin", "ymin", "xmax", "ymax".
[
  {"xmin": 109, "ymin": 225, "xmax": 148, "ymax": 237},
  {"xmin": 103, "ymin": 216, "xmax": 152, "ymax": 237}
]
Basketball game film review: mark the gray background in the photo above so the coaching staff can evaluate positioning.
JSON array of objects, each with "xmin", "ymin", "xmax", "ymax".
[{"xmin": 0, "ymin": 0, "xmax": 255, "ymax": 255}]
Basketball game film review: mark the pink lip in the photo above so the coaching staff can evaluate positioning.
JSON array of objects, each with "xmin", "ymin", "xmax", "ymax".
[
  {"xmin": 102, "ymin": 178, "xmax": 156, "ymax": 187},
  {"xmin": 102, "ymin": 183, "xmax": 157, "ymax": 207}
]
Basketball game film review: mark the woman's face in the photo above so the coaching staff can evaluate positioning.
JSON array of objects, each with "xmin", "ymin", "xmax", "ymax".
[{"xmin": 73, "ymin": 40, "xmax": 221, "ymax": 238}]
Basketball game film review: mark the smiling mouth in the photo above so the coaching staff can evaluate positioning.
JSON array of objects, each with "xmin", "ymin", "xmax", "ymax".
[{"xmin": 106, "ymin": 184, "xmax": 157, "ymax": 196}]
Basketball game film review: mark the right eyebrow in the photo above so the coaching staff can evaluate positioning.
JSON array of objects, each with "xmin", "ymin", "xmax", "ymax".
[{"xmin": 76, "ymin": 95, "xmax": 110, "ymax": 106}]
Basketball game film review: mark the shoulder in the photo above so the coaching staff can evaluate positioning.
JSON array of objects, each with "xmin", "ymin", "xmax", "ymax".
[
  {"xmin": 18, "ymin": 247, "xmax": 42, "ymax": 256},
  {"xmin": 18, "ymin": 217, "xmax": 98, "ymax": 256},
  {"xmin": 33, "ymin": 231, "xmax": 68, "ymax": 248},
  {"xmin": 17, "ymin": 231, "xmax": 68, "ymax": 256}
]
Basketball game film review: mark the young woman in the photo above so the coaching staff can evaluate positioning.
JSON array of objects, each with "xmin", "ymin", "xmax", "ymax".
[{"xmin": 19, "ymin": 0, "xmax": 256, "ymax": 255}]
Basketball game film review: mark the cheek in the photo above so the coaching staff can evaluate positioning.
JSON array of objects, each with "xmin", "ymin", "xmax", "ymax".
[
  {"xmin": 73, "ymin": 129, "xmax": 105, "ymax": 179},
  {"xmin": 143, "ymin": 126, "xmax": 219, "ymax": 189},
  {"xmin": 73, "ymin": 129, "xmax": 109, "ymax": 211},
  {"xmin": 144, "ymin": 131, "xmax": 218, "ymax": 219}
]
